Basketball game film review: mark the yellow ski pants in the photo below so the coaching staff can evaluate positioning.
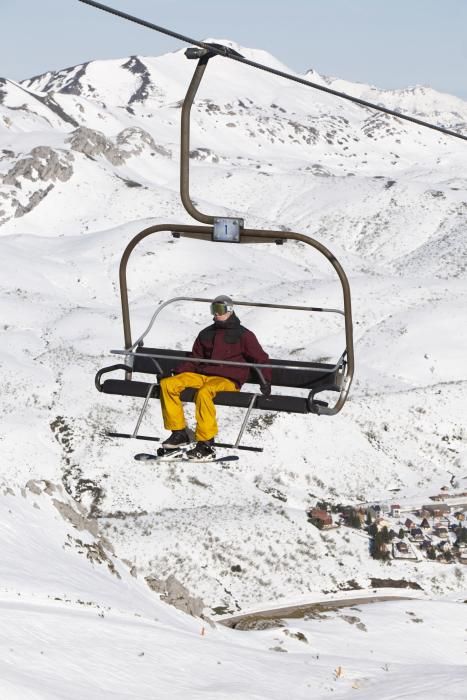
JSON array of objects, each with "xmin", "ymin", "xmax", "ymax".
[{"xmin": 159, "ymin": 372, "xmax": 238, "ymax": 441}]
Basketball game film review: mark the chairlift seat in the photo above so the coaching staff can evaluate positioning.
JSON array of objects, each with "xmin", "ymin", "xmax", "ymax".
[{"xmin": 95, "ymin": 346, "xmax": 342, "ymax": 414}]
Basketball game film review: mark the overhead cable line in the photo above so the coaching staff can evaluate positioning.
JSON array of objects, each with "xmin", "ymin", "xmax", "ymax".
[{"xmin": 78, "ymin": 0, "xmax": 467, "ymax": 143}]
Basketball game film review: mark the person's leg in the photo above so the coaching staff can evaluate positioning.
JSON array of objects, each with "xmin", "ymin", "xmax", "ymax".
[
  {"xmin": 160, "ymin": 372, "xmax": 204, "ymax": 430},
  {"xmin": 194, "ymin": 375, "xmax": 238, "ymax": 442}
]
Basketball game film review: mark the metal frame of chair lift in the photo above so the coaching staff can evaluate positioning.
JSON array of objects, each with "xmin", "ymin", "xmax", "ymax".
[{"xmin": 95, "ymin": 46, "xmax": 354, "ymax": 451}]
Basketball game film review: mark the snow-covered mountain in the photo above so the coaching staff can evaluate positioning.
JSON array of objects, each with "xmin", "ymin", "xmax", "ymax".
[{"xmin": 1, "ymin": 42, "xmax": 467, "ymax": 697}]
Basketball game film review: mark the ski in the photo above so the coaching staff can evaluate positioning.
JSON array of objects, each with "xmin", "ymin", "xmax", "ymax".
[{"xmin": 134, "ymin": 452, "xmax": 239, "ymax": 464}]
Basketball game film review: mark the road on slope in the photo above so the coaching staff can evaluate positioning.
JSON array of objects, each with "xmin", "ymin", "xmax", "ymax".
[{"xmin": 220, "ymin": 594, "xmax": 413, "ymax": 628}]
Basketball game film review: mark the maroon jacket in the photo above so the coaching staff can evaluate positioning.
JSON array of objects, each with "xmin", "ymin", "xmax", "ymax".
[{"xmin": 176, "ymin": 313, "xmax": 272, "ymax": 388}]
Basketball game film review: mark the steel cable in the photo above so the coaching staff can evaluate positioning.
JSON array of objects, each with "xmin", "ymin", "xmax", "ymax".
[{"xmin": 78, "ymin": 0, "xmax": 467, "ymax": 143}]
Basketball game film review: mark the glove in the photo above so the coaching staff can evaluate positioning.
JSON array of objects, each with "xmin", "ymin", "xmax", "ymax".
[{"xmin": 260, "ymin": 381, "xmax": 271, "ymax": 397}]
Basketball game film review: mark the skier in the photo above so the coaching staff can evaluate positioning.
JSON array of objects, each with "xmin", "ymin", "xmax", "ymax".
[{"xmin": 159, "ymin": 295, "xmax": 272, "ymax": 460}]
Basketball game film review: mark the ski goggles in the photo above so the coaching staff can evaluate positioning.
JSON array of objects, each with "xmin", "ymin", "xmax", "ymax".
[{"xmin": 210, "ymin": 301, "xmax": 233, "ymax": 316}]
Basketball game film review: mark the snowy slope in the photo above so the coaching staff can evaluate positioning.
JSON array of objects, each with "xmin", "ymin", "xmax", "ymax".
[{"xmin": 1, "ymin": 485, "xmax": 466, "ymax": 699}]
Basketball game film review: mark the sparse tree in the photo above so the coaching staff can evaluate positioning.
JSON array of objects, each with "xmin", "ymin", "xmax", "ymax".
[
  {"xmin": 456, "ymin": 527, "xmax": 467, "ymax": 545},
  {"xmin": 398, "ymin": 528, "xmax": 405, "ymax": 540},
  {"xmin": 316, "ymin": 500, "xmax": 331, "ymax": 512},
  {"xmin": 380, "ymin": 526, "xmax": 390, "ymax": 543},
  {"xmin": 347, "ymin": 509, "xmax": 362, "ymax": 529},
  {"xmin": 371, "ymin": 531, "xmax": 389, "ymax": 560}
]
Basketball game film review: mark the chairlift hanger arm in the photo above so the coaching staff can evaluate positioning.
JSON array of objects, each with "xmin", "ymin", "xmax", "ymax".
[{"xmin": 78, "ymin": 0, "xmax": 467, "ymax": 144}]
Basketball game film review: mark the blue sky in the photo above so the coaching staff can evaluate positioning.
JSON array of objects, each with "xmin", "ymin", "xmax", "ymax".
[{"xmin": 2, "ymin": 0, "xmax": 467, "ymax": 98}]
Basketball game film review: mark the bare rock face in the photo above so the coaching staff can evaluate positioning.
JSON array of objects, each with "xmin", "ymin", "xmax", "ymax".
[
  {"xmin": 24, "ymin": 480, "xmax": 120, "ymax": 579},
  {"xmin": 14, "ymin": 185, "xmax": 54, "ymax": 218},
  {"xmin": 3, "ymin": 146, "xmax": 74, "ymax": 187},
  {"xmin": 25, "ymin": 479, "xmax": 57, "ymax": 497},
  {"xmin": 52, "ymin": 499, "xmax": 100, "ymax": 537},
  {"xmin": 145, "ymin": 574, "xmax": 206, "ymax": 618},
  {"xmin": 0, "ymin": 123, "xmax": 169, "ymax": 225},
  {"xmin": 233, "ymin": 618, "xmax": 285, "ymax": 631},
  {"xmin": 66, "ymin": 125, "xmax": 170, "ymax": 165},
  {"xmin": 66, "ymin": 126, "xmax": 117, "ymax": 161},
  {"xmin": 0, "ymin": 145, "xmax": 73, "ymax": 222},
  {"xmin": 116, "ymin": 127, "xmax": 171, "ymax": 158},
  {"xmin": 25, "ymin": 479, "xmax": 100, "ymax": 536}
]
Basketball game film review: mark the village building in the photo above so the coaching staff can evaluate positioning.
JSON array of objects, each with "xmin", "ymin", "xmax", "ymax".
[
  {"xmin": 433, "ymin": 526, "xmax": 449, "ymax": 539},
  {"xmin": 420, "ymin": 517, "xmax": 430, "ymax": 529},
  {"xmin": 396, "ymin": 541, "xmax": 408, "ymax": 553},
  {"xmin": 438, "ymin": 540, "xmax": 451, "ymax": 552},
  {"xmin": 409, "ymin": 528, "xmax": 424, "ymax": 541},
  {"xmin": 376, "ymin": 517, "xmax": 391, "ymax": 530},
  {"xmin": 307, "ymin": 508, "xmax": 333, "ymax": 529},
  {"xmin": 368, "ymin": 505, "xmax": 381, "ymax": 522},
  {"xmin": 405, "ymin": 518, "xmax": 416, "ymax": 530},
  {"xmin": 421, "ymin": 504, "xmax": 451, "ymax": 517},
  {"xmin": 390, "ymin": 504, "xmax": 401, "ymax": 518}
]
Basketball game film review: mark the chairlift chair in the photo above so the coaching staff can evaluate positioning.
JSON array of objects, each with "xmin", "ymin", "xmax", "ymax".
[{"xmin": 95, "ymin": 46, "xmax": 355, "ymax": 451}]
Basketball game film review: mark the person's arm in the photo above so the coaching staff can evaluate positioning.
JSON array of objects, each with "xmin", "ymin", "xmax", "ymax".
[
  {"xmin": 174, "ymin": 335, "xmax": 204, "ymax": 374},
  {"xmin": 242, "ymin": 331, "xmax": 272, "ymax": 390}
]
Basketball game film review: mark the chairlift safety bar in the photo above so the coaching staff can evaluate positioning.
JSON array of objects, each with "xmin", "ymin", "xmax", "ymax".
[
  {"xmin": 110, "ymin": 348, "xmax": 346, "ymax": 375},
  {"xmin": 130, "ymin": 296, "xmax": 344, "ymax": 352}
]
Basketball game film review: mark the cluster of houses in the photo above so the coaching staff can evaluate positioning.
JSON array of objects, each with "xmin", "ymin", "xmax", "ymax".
[
  {"xmin": 388, "ymin": 503, "xmax": 467, "ymax": 563},
  {"xmin": 307, "ymin": 497, "xmax": 467, "ymax": 564}
]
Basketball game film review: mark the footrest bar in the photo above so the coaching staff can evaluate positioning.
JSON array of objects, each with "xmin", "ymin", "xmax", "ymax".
[
  {"xmin": 213, "ymin": 442, "xmax": 263, "ymax": 453},
  {"xmin": 105, "ymin": 432, "xmax": 161, "ymax": 442}
]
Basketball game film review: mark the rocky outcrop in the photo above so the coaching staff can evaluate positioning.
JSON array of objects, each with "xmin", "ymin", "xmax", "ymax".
[
  {"xmin": 145, "ymin": 574, "xmax": 206, "ymax": 618},
  {"xmin": 0, "ymin": 123, "xmax": 171, "ymax": 225},
  {"xmin": 3, "ymin": 146, "xmax": 74, "ymax": 187},
  {"xmin": 66, "ymin": 126, "xmax": 118, "ymax": 162},
  {"xmin": 14, "ymin": 184, "xmax": 54, "ymax": 217},
  {"xmin": 122, "ymin": 56, "xmax": 153, "ymax": 105},
  {"xmin": 25, "ymin": 480, "xmax": 119, "ymax": 578},
  {"xmin": 0, "ymin": 147, "xmax": 74, "ymax": 222},
  {"xmin": 116, "ymin": 127, "xmax": 171, "ymax": 158},
  {"xmin": 66, "ymin": 126, "xmax": 170, "ymax": 165}
]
